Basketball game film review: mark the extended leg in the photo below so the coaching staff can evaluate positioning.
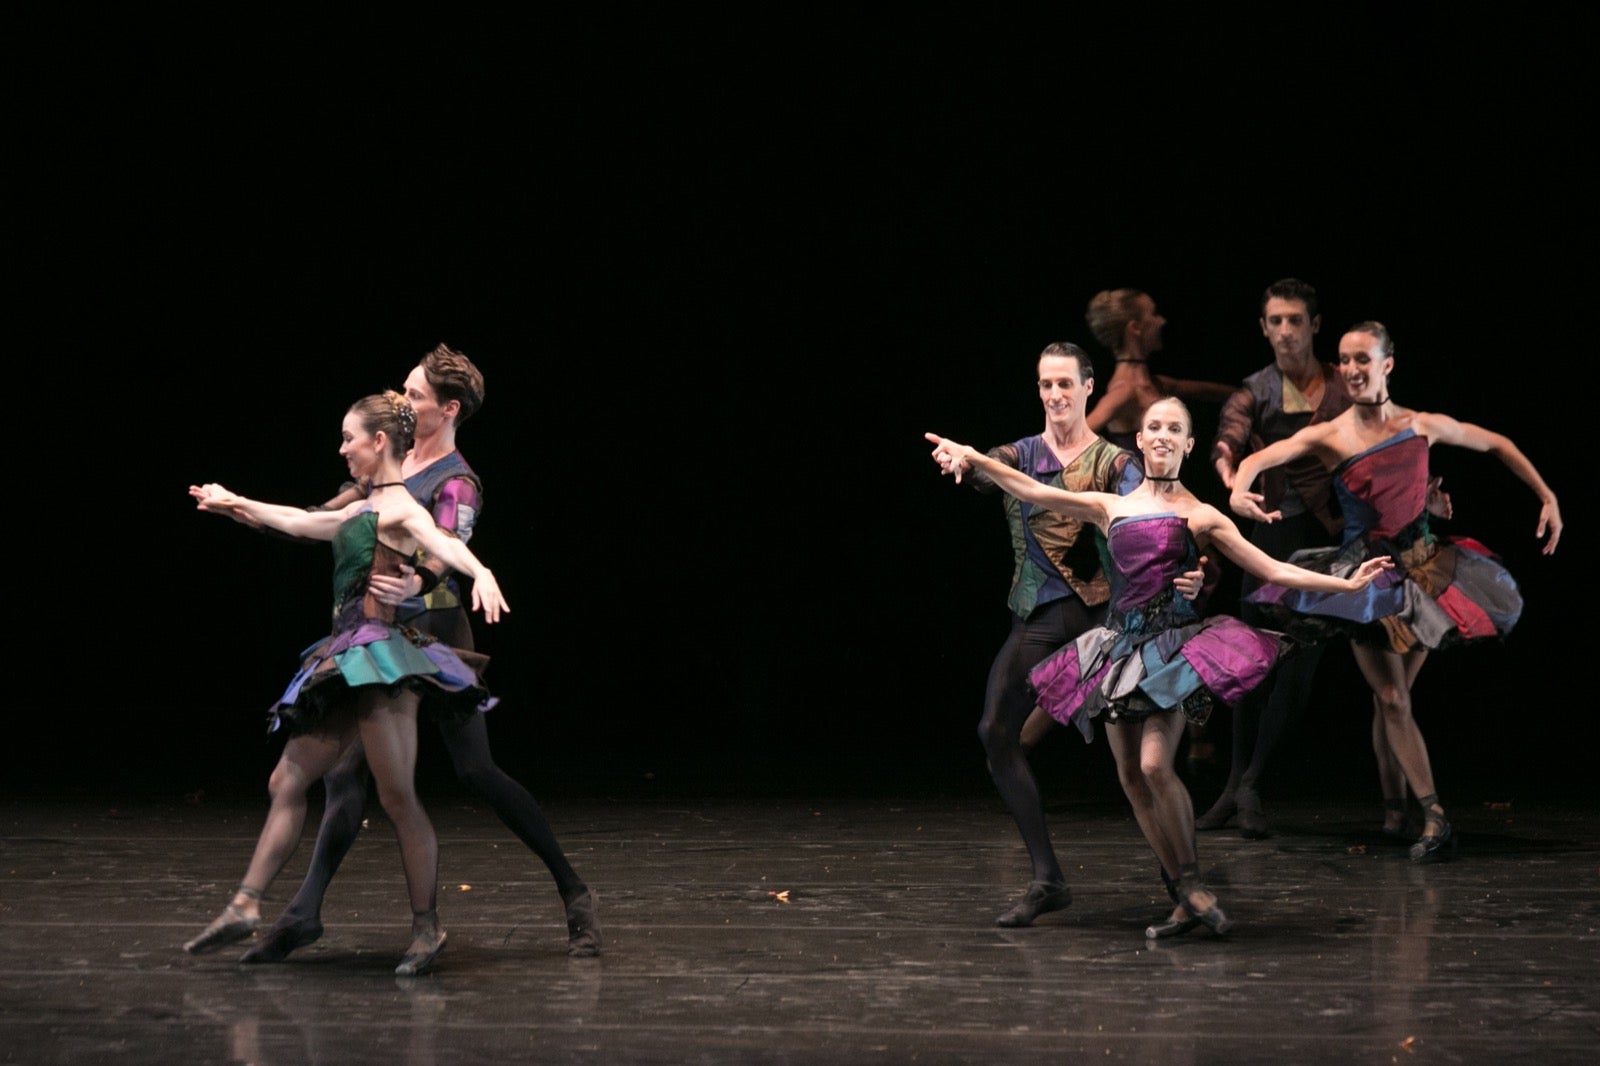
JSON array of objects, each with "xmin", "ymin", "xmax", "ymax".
[
  {"xmin": 437, "ymin": 712, "xmax": 600, "ymax": 956},
  {"xmin": 241, "ymin": 740, "xmax": 373, "ymax": 963},
  {"xmin": 185, "ymin": 726, "xmax": 353, "ymax": 954}
]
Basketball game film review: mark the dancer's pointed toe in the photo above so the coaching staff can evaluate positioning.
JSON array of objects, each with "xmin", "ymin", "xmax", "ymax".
[
  {"xmin": 995, "ymin": 880, "xmax": 1072, "ymax": 928},
  {"xmin": 183, "ymin": 906, "xmax": 260, "ymax": 955}
]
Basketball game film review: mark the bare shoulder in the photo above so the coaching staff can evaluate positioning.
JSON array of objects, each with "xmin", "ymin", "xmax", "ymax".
[
  {"xmin": 1408, "ymin": 409, "xmax": 1454, "ymax": 435},
  {"xmin": 377, "ymin": 494, "xmax": 429, "ymax": 534},
  {"xmin": 1182, "ymin": 500, "xmax": 1227, "ymax": 534}
]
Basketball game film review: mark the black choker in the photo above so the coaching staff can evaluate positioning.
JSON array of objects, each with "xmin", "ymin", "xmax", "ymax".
[
  {"xmin": 368, "ymin": 481, "xmax": 407, "ymax": 490},
  {"xmin": 1145, "ymin": 475, "xmax": 1181, "ymax": 482},
  {"xmin": 1351, "ymin": 396, "xmax": 1388, "ymax": 406}
]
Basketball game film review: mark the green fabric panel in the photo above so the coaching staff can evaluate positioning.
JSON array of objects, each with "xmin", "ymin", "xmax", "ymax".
[{"xmin": 330, "ymin": 510, "xmax": 379, "ymax": 604}]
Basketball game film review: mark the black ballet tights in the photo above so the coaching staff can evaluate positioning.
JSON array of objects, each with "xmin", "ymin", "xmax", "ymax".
[
  {"xmin": 978, "ymin": 598, "xmax": 1101, "ymax": 885},
  {"xmin": 1220, "ymin": 638, "xmax": 1326, "ymax": 802},
  {"xmin": 437, "ymin": 712, "xmax": 586, "ymax": 901}
]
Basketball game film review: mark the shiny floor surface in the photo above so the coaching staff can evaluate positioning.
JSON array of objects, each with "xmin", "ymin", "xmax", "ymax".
[{"xmin": 2, "ymin": 787, "xmax": 1596, "ymax": 1065}]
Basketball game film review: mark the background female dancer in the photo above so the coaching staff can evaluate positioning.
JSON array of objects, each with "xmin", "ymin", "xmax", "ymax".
[
  {"xmin": 239, "ymin": 345, "xmax": 600, "ymax": 963},
  {"xmin": 928, "ymin": 398, "xmax": 1392, "ymax": 938},
  {"xmin": 1080, "ymin": 287, "xmax": 1236, "ymax": 769},
  {"xmin": 184, "ymin": 391, "xmax": 509, "ymax": 975},
  {"xmin": 1083, "ymin": 287, "xmax": 1236, "ymax": 452},
  {"xmin": 1230, "ymin": 321, "xmax": 1561, "ymax": 862}
]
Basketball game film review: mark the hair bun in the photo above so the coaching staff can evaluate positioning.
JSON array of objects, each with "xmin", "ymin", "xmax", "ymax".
[{"xmin": 386, "ymin": 389, "xmax": 417, "ymax": 440}]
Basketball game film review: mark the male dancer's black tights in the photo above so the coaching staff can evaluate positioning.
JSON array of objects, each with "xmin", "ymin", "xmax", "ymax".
[
  {"xmin": 978, "ymin": 596, "xmax": 1102, "ymax": 885},
  {"xmin": 1213, "ymin": 511, "xmax": 1334, "ymax": 812}
]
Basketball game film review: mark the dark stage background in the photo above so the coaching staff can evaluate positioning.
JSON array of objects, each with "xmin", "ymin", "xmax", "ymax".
[{"xmin": 19, "ymin": 10, "xmax": 1591, "ymax": 806}]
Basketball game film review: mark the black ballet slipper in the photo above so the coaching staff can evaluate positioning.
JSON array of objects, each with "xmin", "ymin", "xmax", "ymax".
[
  {"xmin": 995, "ymin": 880, "xmax": 1072, "ymax": 928},
  {"xmin": 395, "ymin": 930, "xmax": 448, "ymax": 976},
  {"xmin": 564, "ymin": 889, "xmax": 603, "ymax": 958},
  {"xmin": 239, "ymin": 919, "xmax": 323, "ymax": 964},
  {"xmin": 183, "ymin": 905, "xmax": 260, "ymax": 955},
  {"xmin": 1237, "ymin": 802, "xmax": 1271, "ymax": 841},
  {"xmin": 1195, "ymin": 793, "xmax": 1237, "ymax": 831}
]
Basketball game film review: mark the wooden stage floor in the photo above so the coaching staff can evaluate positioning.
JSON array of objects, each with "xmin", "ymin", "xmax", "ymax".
[{"xmin": 2, "ymin": 782, "xmax": 1596, "ymax": 1064}]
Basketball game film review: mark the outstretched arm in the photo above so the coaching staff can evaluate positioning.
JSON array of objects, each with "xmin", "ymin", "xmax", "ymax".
[
  {"xmin": 398, "ymin": 510, "xmax": 510, "ymax": 623},
  {"xmin": 926, "ymin": 433, "xmax": 1112, "ymax": 524},
  {"xmin": 1197, "ymin": 508, "xmax": 1393, "ymax": 592},
  {"xmin": 1417, "ymin": 413, "xmax": 1562, "ymax": 554},
  {"xmin": 190, "ymin": 484, "xmax": 352, "ymax": 540}
]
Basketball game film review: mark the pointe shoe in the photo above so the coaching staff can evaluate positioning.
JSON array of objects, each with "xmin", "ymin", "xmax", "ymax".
[
  {"xmin": 183, "ymin": 905, "xmax": 260, "ymax": 954},
  {"xmin": 239, "ymin": 919, "xmax": 323, "ymax": 964},
  {"xmin": 1176, "ymin": 865, "xmax": 1233, "ymax": 936},
  {"xmin": 995, "ymin": 880, "xmax": 1072, "ymax": 927},
  {"xmin": 1409, "ymin": 816, "xmax": 1457, "ymax": 864},
  {"xmin": 1148, "ymin": 869, "xmax": 1200, "ymax": 937},
  {"xmin": 395, "ymin": 931, "xmax": 448, "ymax": 976},
  {"xmin": 1182, "ymin": 897, "xmax": 1233, "ymax": 935},
  {"xmin": 1145, "ymin": 913, "xmax": 1203, "ymax": 940},
  {"xmin": 565, "ymin": 889, "xmax": 603, "ymax": 958},
  {"xmin": 1195, "ymin": 792, "xmax": 1237, "ymax": 831}
]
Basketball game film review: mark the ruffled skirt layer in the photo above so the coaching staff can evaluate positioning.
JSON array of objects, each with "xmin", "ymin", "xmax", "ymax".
[
  {"xmin": 1246, "ymin": 534, "xmax": 1522, "ymax": 654},
  {"xmin": 270, "ymin": 618, "xmax": 496, "ymax": 734},
  {"xmin": 1030, "ymin": 615, "xmax": 1284, "ymax": 741}
]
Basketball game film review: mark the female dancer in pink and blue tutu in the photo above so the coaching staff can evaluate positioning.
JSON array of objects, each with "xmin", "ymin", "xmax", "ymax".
[
  {"xmin": 1230, "ymin": 321, "xmax": 1561, "ymax": 862},
  {"xmin": 928, "ymin": 397, "xmax": 1394, "ymax": 939}
]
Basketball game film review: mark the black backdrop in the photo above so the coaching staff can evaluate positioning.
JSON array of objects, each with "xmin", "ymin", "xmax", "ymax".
[{"xmin": 19, "ymin": 9, "xmax": 1590, "ymax": 804}]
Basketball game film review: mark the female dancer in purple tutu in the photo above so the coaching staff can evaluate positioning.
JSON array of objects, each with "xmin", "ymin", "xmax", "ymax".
[
  {"xmin": 928, "ymin": 398, "xmax": 1393, "ymax": 938},
  {"xmin": 184, "ymin": 390, "xmax": 509, "ymax": 975},
  {"xmin": 1229, "ymin": 321, "xmax": 1560, "ymax": 862}
]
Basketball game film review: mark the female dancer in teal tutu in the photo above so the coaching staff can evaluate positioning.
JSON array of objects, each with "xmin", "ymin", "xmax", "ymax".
[
  {"xmin": 1230, "ymin": 321, "xmax": 1561, "ymax": 862},
  {"xmin": 928, "ymin": 398, "xmax": 1393, "ymax": 939},
  {"xmin": 184, "ymin": 390, "xmax": 509, "ymax": 975}
]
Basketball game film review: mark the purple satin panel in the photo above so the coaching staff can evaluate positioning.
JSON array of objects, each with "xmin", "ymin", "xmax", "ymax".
[
  {"xmin": 1178, "ymin": 618, "xmax": 1282, "ymax": 706},
  {"xmin": 1107, "ymin": 516, "xmax": 1190, "ymax": 613}
]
